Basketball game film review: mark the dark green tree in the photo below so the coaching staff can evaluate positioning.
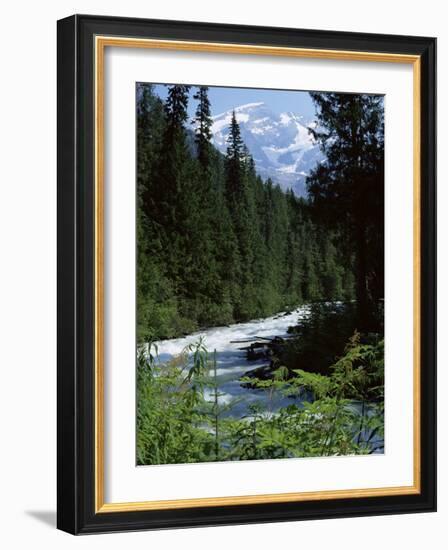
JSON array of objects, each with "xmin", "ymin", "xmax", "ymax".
[
  {"xmin": 306, "ymin": 92, "xmax": 384, "ymax": 330},
  {"xmin": 225, "ymin": 111, "xmax": 244, "ymax": 204},
  {"xmin": 192, "ymin": 86, "xmax": 213, "ymax": 170},
  {"xmin": 136, "ymin": 84, "xmax": 179, "ymax": 341},
  {"xmin": 151, "ymin": 85, "xmax": 191, "ymax": 233}
]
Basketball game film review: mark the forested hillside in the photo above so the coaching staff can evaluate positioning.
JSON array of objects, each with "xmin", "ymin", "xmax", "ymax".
[{"xmin": 136, "ymin": 84, "xmax": 356, "ymax": 342}]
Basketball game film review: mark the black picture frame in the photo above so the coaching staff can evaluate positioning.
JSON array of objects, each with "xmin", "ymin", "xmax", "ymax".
[{"xmin": 57, "ymin": 14, "xmax": 436, "ymax": 534}]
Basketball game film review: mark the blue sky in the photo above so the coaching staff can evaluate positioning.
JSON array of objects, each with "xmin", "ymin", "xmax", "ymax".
[{"xmin": 152, "ymin": 83, "xmax": 317, "ymax": 120}]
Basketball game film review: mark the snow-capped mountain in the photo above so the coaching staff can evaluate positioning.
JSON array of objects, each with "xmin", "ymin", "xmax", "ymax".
[{"xmin": 211, "ymin": 102, "xmax": 324, "ymax": 196}]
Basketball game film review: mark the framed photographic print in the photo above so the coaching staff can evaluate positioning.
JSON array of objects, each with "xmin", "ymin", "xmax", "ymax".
[{"xmin": 57, "ymin": 14, "xmax": 436, "ymax": 534}]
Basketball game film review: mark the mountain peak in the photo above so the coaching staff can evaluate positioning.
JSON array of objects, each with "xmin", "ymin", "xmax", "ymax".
[{"xmin": 210, "ymin": 102, "xmax": 323, "ymax": 196}]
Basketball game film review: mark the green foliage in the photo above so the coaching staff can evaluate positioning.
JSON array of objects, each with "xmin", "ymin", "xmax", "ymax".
[
  {"xmin": 137, "ymin": 335, "xmax": 384, "ymax": 464},
  {"xmin": 136, "ymin": 341, "xmax": 214, "ymax": 465},
  {"xmin": 292, "ymin": 333, "xmax": 384, "ymax": 400},
  {"xmin": 280, "ymin": 302, "xmax": 359, "ymax": 375}
]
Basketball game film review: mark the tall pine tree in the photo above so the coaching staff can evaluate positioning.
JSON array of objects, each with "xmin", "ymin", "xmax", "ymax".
[
  {"xmin": 192, "ymin": 86, "xmax": 213, "ymax": 170},
  {"xmin": 225, "ymin": 111, "xmax": 244, "ymax": 204},
  {"xmin": 307, "ymin": 92, "xmax": 384, "ymax": 330}
]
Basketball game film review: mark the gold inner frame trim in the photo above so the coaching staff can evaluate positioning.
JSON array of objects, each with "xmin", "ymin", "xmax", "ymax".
[{"xmin": 94, "ymin": 35, "xmax": 421, "ymax": 513}]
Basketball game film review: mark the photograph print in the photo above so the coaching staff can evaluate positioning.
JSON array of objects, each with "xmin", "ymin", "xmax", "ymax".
[{"xmin": 136, "ymin": 83, "xmax": 385, "ymax": 466}]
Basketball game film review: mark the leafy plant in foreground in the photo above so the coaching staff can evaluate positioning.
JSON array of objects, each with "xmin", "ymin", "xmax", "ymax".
[{"xmin": 137, "ymin": 333, "xmax": 384, "ymax": 465}]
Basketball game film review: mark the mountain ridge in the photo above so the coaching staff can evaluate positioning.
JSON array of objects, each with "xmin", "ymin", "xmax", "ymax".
[{"xmin": 210, "ymin": 102, "xmax": 324, "ymax": 196}]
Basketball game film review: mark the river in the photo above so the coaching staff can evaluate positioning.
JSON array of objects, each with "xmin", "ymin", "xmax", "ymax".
[{"xmin": 154, "ymin": 306, "xmax": 311, "ymax": 419}]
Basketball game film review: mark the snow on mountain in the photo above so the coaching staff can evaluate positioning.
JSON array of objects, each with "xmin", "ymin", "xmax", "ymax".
[{"xmin": 210, "ymin": 102, "xmax": 324, "ymax": 196}]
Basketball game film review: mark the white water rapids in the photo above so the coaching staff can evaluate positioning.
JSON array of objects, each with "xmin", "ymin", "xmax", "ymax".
[
  {"xmin": 150, "ymin": 304, "xmax": 383, "ymax": 452},
  {"xmin": 153, "ymin": 306, "xmax": 310, "ymax": 418}
]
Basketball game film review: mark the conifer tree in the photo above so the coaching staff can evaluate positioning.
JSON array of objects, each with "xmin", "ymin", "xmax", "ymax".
[
  {"xmin": 153, "ymin": 85, "xmax": 194, "ymax": 309},
  {"xmin": 136, "ymin": 84, "xmax": 176, "ymax": 341},
  {"xmin": 225, "ymin": 111, "xmax": 244, "ymax": 203},
  {"xmin": 164, "ymin": 85, "xmax": 190, "ymax": 137},
  {"xmin": 307, "ymin": 92, "xmax": 384, "ymax": 330},
  {"xmin": 192, "ymin": 86, "xmax": 213, "ymax": 170},
  {"xmin": 152, "ymin": 85, "xmax": 191, "ymax": 229}
]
